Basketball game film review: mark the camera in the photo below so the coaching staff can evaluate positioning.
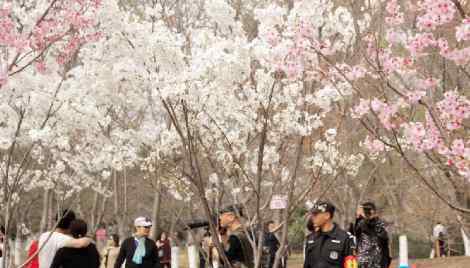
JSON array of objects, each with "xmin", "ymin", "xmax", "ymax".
[
  {"xmin": 184, "ymin": 219, "xmax": 228, "ymax": 236},
  {"xmin": 183, "ymin": 220, "xmax": 211, "ymax": 230}
]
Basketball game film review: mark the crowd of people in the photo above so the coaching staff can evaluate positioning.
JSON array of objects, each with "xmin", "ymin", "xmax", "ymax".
[{"xmin": 0, "ymin": 200, "xmax": 447, "ymax": 268}]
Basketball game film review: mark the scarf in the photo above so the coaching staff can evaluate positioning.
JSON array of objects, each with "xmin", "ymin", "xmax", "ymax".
[{"xmin": 132, "ymin": 237, "xmax": 146, "ymax": 264}]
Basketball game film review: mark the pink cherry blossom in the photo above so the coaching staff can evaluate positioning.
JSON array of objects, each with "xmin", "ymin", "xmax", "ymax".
[
  {"xmin": 386, "ymin": 0, "xmax": 400, "ymax": 15},
  {"xmin": 443, "ymin": 47, "xmax": 470, "ymax": 65},
  {"xmin": 424, "ymin": 77, "xmax": 439, "ymax": 89},
  {"xmin": 385, "ymin": 0, "xmax": 404, "ymax": 26},
  {"xmin": 451, "ymin": 139, "xmax": 465, "ymax": 156},
  {"xmin": 437, "ymin": 91, "xmax": 470, "ymax": 130},
  {"xmin": 417, "ymin": 0, "xmax": 456, "ymax": 31},
  {"xmin": 407, "ymin": 90, "xmax": 426, "ymax": 104},
  {"xmin": 378, "ymin": 49, "xmax": 401, "ymax": 73},
  {"xmin": 3, "ymin": 0, "xmax": 102, "ymax": 75},
  {"xmin": 345, "ymin": 65, "xmax": 366, "ymax": 80},
  {"xmin": 423, "ymin": 112, "xmax": 442, "ymax": 150},
  {"xmin": 370, "ymin": 98, "xmax": 385, "ymax": 112},
  {"xmin": 34, "ymin": 61, "xmax": 47, "ymax": 74},
  {"xmin": 352, "ymin": 99, "xmax": 370, "ymax": 119},
  {"xmin": 456, "ymin": 18, "xmax": 470, "ymax": 41},
  {"xmin": 378, "ymin": 103, "xmax": 400, "ymax": 130},
  {"xmin": 407, "ymin": 33, "xmax": 436, "ymax": 57},
  {"xmin": 363, "ymin": 136, "xmax": 385, "ymax": 154},
  {"xmin": 265, "ymin": 29, "xmax": 281, "ymax": 46},
  {"xmin": 402, "ymin": 122, "xmax": 427, "ymax": 151}
]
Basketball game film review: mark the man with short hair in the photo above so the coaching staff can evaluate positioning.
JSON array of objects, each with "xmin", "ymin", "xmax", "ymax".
[
  {"xmin": 304, "ymin": 201, "xmax": 356, "ymax": 268},
  {"xmin": 49, "ymin": 219, "xmax": 100, "ymax": 268},
  {"xmin": 218, "ymin": 205, "xmax": 254, "ymax": 268},
  {"xmin": 38, "ymin": 210, "xmax": 92, "ymax": 268},
  {"xmin": 114, "ymin": 217, "xmax": 159, "ymax": 268},
  {"xmin": 355, "ymin": 202, "xmax": 391, "ymax": 268}
]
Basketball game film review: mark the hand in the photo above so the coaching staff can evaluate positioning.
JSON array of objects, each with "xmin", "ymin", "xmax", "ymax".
[
  {"xmin": 219, "ymin": 233, "xmax": 229, "ymax": 246},
  {"xmin": 207, "ymin": 237, "xmax": 214, "ymax": 247},
  {"xmin": 356, "ymin": 206, "xmax": 365, "ymax": 218}
]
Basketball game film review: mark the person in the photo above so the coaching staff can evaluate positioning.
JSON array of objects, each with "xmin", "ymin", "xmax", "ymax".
[
  {"xmin": 261, "ymin": 221, "xmax": 280, "ymax": 268},
  {"xmin": 0, "ymin": 225, "xmax": 5, "ymax": 268},
  {"xmin": 201, "ymin": 229, "xmax": 215, "ymax": 268},
  {"xmin": 431, "ymin": 222, "xmax": 448, "ymax": 258},
  {"xmin": 217, "ymin": 204, "xmax": 254, "ymax": 268},
  {"xmin": 114, "ymin": 217, "xmax": 159, "ymax": 268},
  {"xmin": 304, "ymin": 201, "xmax": 356, "ymax": 268},
  {"xmin": 354, "ymin": 202, "xmax": 391, "ymax": 268},
  {"xmin": 156, "ymin": 232, "xmax": 171, "ymax": 268},
  {"xmin": 49, "ymin": 219, "xmax": 100, "ymax": 268},
  {"xmin": 101, "ymin": 234, "xmax": 120, "ymax": 268},
  {"xmin": 38, "ymin": 210, "xmax": 92, "ymax": 268},
  {"xmin": 96, "ymin": 223, "xmax": 108, "ymax": 252},
  {"xmin": 26, "ymin": 238, "xmax": 39, "ymax": 268}
]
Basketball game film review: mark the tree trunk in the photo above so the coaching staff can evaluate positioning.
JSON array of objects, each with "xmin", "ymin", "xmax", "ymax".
[
  {"xmin": 94, "ymin": 178, "xmax": 112, "ymax": 232},
  {"xmin": 150, "ymin": 189, "xmax": 162, "ymax": 240},
  {"xmin": 47, "ymin": 191, "xmax": 55, "ymax": 230},
  {"xmin": 39, "ymin": 189, "xmax": 50, "ymax": 233},
  {"xmin": 90, "ymin": 191, "xmax": 100, "ymax": 231}
]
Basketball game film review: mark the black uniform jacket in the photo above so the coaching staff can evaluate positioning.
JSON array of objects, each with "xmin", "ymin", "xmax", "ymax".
[{"xmin": 304, "ymin": 223, "xmax": 355, "ymax": 268}]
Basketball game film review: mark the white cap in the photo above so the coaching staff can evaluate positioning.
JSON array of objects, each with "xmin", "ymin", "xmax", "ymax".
[{"xmin": 134, "ymin": 217, "xmax": 152, "ymax": 227}]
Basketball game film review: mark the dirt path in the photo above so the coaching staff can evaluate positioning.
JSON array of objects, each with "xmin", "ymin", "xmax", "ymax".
[
  {"xmin": 288, "ymin": 255, "xmax": 470, "ymax": 268},
  {"xmin": 394, "ymin": 257, "xmax": 470, "ymax": 268}
]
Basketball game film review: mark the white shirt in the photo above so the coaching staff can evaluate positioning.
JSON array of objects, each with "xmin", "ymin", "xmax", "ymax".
[{"xmin": 38, "ymin": 231, "xmax": 72, "ymax": 268}]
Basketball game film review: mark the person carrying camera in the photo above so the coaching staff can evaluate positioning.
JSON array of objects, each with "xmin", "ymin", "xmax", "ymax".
[
  {"xmin": 217, "ymin": 205, "xmax": 254, "ymax": 268},
  {"xmin": 354, "ymin": 202, "xmax": 391, "ymax": 268}
]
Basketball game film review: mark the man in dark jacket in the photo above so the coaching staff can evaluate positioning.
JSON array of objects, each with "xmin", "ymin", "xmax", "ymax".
[
  {"xmin": 354, "ymin": 202, "xmax": 391, "ymax": 268},
  {"xmin": 304, "ymin": 201, "xmax": 356, "ymax": 268},
  {"xmin": 114, "ymin": 217, "xmax": 159, "ymax": 268},
  {"xmin": 218, "ymin": 205, "xmax": 254, "ymax": 268}
]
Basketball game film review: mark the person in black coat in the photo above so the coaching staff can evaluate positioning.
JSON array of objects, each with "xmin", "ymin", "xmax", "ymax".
[
  {"xmin": 354, "ymin": 202, "xmax": 391, "ymax": 268},
  {"xmin": 114, "ymin": 217, "xmax": 159, "ymax": 268},
  {"xmin": 49, "ymin": 219, "xmax": 100, "ymax": 268},
  {"xmin": 262, "ymin": 221, "xmax": 280, "ymax": 268}
]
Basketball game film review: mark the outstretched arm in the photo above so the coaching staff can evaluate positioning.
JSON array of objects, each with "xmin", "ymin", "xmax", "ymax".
[{"xmin": 63, "ymin": 237, "xmax": 92, "ymax": 248}]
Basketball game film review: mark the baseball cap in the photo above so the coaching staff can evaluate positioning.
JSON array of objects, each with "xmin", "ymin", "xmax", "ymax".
[
  {"xmin": 134, "ymin": 217, "xmax": 152, "ymax": 227},
  {"xmin": 310, "ymin": 201, "xmax": 336, "ymax": 216}
]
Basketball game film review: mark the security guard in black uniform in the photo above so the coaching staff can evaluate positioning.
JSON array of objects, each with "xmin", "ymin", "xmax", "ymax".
[{"xmin": 304, "ymin": 201, "xmax": 357, "ymax": 268}]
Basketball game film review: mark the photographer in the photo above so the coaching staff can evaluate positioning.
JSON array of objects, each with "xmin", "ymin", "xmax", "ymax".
[
  {"xmin": 354, "ymin": 202, "xmax": 391, "ymax": 268},
  {"xmin": 217, "ymin": 205, "xmax": 254, "ymax": 268}
]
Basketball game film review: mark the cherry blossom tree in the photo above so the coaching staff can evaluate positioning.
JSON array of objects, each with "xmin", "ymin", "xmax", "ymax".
[
  {"xmin": 104, "ymin": 1, "xmax": 366, "ymax": 267},
  {"xmin": 0, "ymin": 1, "xmax": 103, "ymax": 266},
  {"xmin": 337, "ymin": 0, "xmax": 470, "ymax": 214}
]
